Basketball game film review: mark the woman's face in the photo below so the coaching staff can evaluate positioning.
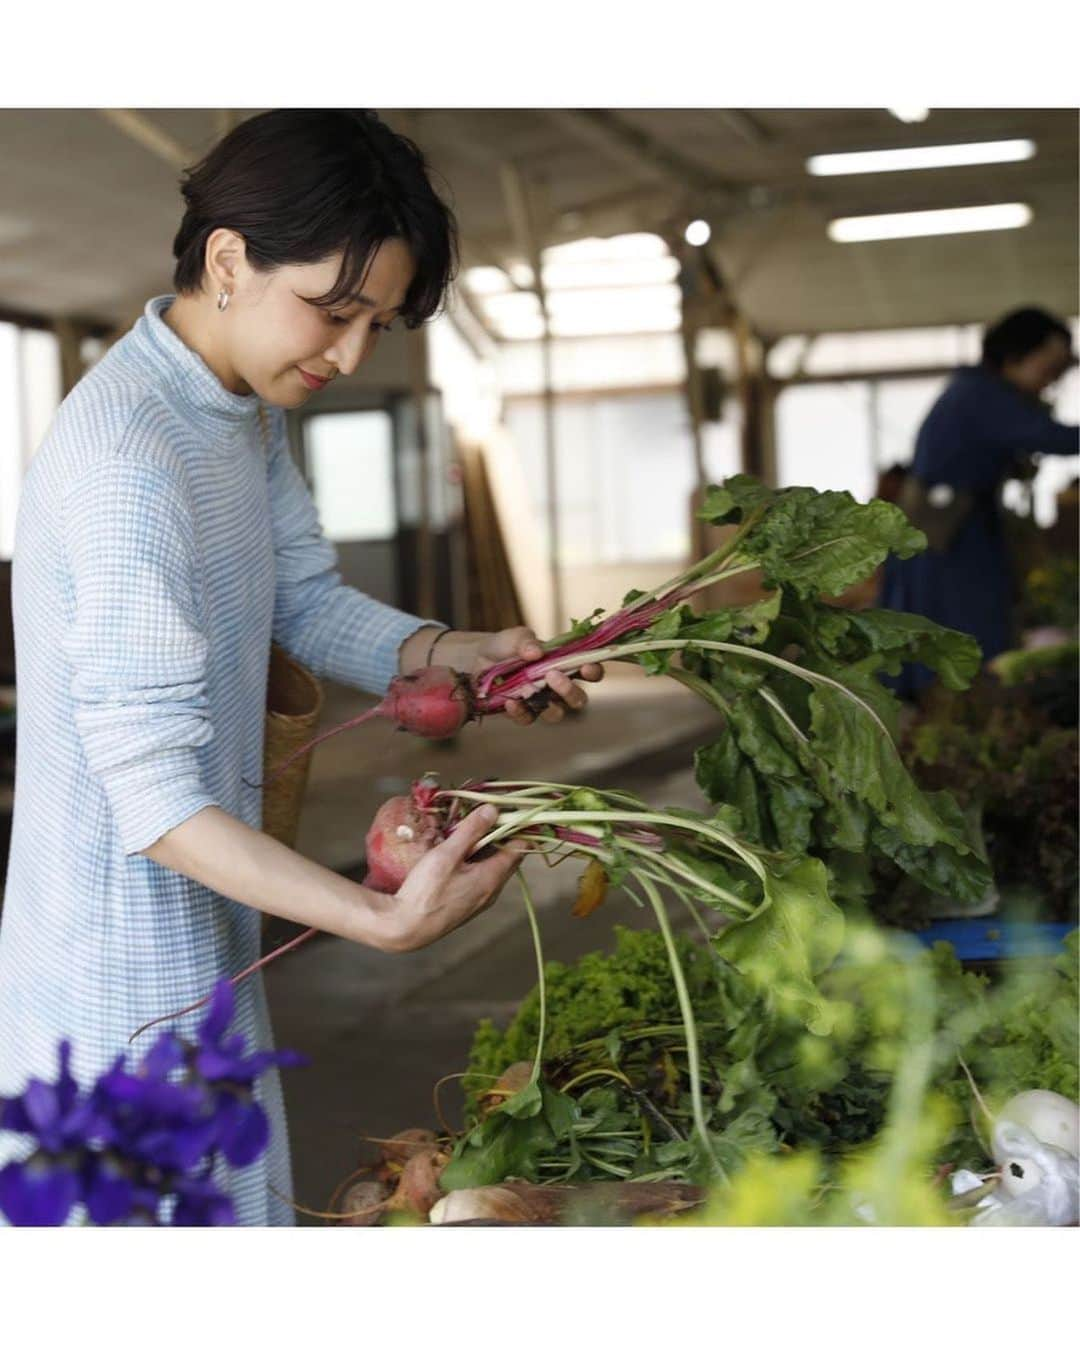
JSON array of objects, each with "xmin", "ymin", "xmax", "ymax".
[
  {"xmin": 1001, "ymin": 333, "xmax": 1074, "ymax": 397},
  {"xmin": 222, "ymin": 236, "xmax": 417, "ymax": 406}
]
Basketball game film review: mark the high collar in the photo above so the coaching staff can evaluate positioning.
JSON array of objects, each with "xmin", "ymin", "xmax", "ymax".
[{"xmin": 129, "ymin": 295, "xmax": 262, "ymax": 441}]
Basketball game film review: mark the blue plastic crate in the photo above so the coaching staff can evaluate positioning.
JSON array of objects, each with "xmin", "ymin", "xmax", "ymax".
[{"xmin": 912, "ymin": 920, "xmax": 1074, "ymax": 961}]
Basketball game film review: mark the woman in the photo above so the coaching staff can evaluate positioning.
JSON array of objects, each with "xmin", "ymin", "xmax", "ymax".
[
  {"xmin": 0, "ymin": 109, "xmax": 599, "ymax": 1224},
  {"xmin": 880, "ymin": 306, "xmax": 1078, "ymax": 699}
]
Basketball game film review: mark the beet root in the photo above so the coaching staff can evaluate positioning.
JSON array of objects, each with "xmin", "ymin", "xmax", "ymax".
[
  {"xmin": 378, "ymin": 1128, "xmax": 440, "ymax": 1166},
  {"xmin": 362, "ymin": 794, "xmax": 443, "ymax": 893},
  {"xmin": 383, "ymin": 666, "xmax": 473, "ymax": 740},
  {"xmin": 336, "ymin": 1179, "xmax": 393, "ymax": 1226},
  {"xmin": 385, "ymin": 1147, "xmax": 450, "ymax": 1220}
]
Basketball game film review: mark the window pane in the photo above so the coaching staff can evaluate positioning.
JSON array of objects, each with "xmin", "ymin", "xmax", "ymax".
[
  {"xmin": 504, "ymin": 391, "xmax": 698, "ymax": 565},
  {"xmin": 304, "ymin": 410, "xmax": 396, "ymax": 543},
  {"xmin": 776, "ymin": 382, "xmax": 876, "ymax": 500},
  {"xmin": 873, "ymin": 377, "xmax": 948, "ymax": 469}
]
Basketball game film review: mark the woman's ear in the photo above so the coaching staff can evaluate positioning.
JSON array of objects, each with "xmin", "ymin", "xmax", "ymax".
[{"xmin": 203, "ymin": 227, "xmax": 248, "ymax": 296}]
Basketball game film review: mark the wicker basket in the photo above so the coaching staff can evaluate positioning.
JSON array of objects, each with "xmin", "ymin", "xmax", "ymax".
[{"xmin": 261, "ymin": 642, "xmax": 324, "ymax": 849}]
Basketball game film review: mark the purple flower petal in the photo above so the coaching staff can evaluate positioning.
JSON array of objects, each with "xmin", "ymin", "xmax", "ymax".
[
  {"xmin": 22, "ymin": 1081, "xmax": 60, "ymax": 1135},
  {"xmin": 82, "ymin": 1156, "xmax": 136, "ymax": 1226},
  {"xmin": 194, "ymin": 1045, "xmax": 249, "ymax": 1083},
  {"xmin": 166, "ymin": 1117, "xmax": 220, "ymax": 1172},
  {"xmin": 217, "ymin": 1099, "xmax": 269, "ymax": 1168},
  {"xmin": 140, "ymin": 1033, "xmax": 186, "ymax": 1081},
  {"xmin": 171, "ymin": 1175, "xmax": 236, "ymax": 1226},
  {"xmin": 198, "ymin": 981, "xmax": 235, "ymax": 1046},
  {"xmin": 0, "ymin": 1159, "xmax": 80, "ymax": 1227}
]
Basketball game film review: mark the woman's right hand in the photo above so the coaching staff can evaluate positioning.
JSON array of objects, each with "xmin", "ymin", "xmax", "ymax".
[{"xmin": 386, "ymin": 805, "xmax": 522, "ymax": 953}]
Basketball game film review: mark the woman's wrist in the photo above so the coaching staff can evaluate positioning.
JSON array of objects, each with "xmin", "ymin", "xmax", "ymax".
[
  {"xmin": 397, "ymin": 624, "xmax": 448, "ymax": 674},
  {"xmin": 398, "ymin": 627, "xmax": 488, "ymax": 675}
]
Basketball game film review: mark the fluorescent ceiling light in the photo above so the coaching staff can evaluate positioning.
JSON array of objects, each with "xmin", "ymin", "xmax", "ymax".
[
  {"xmin": 888, "ymin": 106, "xmax": 929, "ymax": 123},
  {"xmin": 808, "ymin": 139, "xmax": 1036, "ymax": 176},
  {"xmin": 828, "ymin": 202, "xmax": 1032, "ymax": 242}
]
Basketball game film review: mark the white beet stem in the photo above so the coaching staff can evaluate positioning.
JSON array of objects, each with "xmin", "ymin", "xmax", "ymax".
[
  {"xmin": 518, "ymin": 872, "xmax": 547, "ymax": 1091},
  {"xmin": 449, "ymin": 798, "xmax": 764, "ymax": 918},
  {"xmin": 637, "ymin": 871, "xmax": 726, "ymax": 1182},
  {"xmin": 530, "ymin": 638, "xmax": 893, "ymax": 744},
  {"xmin": 471, "ymin": 805, "xmax": 768, "ymax": 889}
]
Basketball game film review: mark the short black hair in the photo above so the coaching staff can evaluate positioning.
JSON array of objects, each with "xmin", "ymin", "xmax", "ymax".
[
  {"xmin": 981, "ymin": 307, "xmax": 1073, "ymax": 370},
  {"xmin": 172, "ymin": 109, "xmax": 458, "ymax": 327}
]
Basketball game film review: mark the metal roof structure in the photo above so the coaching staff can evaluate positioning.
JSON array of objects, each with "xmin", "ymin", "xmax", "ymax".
[{"xmin": 0, "ymin": 107, "xmax": 1075, "ymax": 337}]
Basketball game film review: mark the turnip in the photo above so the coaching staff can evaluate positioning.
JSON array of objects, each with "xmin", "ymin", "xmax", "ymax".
[
  {"xmin": 995, "ymin": 1090, "xmax": 1079, "ymax": 1160},
  {"xmin": 428, "ymin": 1180, "xmax": 705, "ymax": 1226}
]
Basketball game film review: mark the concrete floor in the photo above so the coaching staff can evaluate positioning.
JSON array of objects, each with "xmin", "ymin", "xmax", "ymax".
[{"xmin": 262, "ymin": 666, "xmax": 720, "ymax": 1223}]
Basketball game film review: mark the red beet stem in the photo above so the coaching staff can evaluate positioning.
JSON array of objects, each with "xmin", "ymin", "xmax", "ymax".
[
  {"xmin": 474, "ymin": 579, "xmax": 705, "ymax": 708},
  {"xmin": 243, "ymin": 705, "xmax": 385, "ymax": 791},
  {"xmin": 128, "ymin": 925, "xmax": 320, "ymax": 1044}
]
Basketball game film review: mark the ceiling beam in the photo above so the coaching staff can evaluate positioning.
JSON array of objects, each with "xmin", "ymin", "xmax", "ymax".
[
  {"xmin": 543, "ymin": 109, "xmax": 736, "ymax": 202},
  {"xmin": 717, "ymin": 110, "xmax": 774, "ymax": 146},
  {"xmin": 447, "ymin": 278, "xmax": 502, "ymax": 351},
  {"xmin": 98, "ymin": 109, "xmax": 196, "ymax": 171}
]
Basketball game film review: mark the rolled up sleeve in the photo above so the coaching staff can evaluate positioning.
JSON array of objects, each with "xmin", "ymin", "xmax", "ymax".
[
  {"xmin": 61, "ymin": 461, "xmax": 220, "ymax": 855},
  {"xmin": 263, "ymin": 408, "xmax": 438, "ymax": 694}
]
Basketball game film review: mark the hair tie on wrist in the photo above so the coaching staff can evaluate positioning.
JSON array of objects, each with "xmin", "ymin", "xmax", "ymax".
[{"xmin": 426, "ymin": 629, "xmax": 450, "ymax": 667}]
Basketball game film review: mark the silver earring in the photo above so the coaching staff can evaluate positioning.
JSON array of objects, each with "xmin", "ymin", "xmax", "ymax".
[{"xmin": 216, "ymin": 289, "xmax": 230, "ymax": 312}]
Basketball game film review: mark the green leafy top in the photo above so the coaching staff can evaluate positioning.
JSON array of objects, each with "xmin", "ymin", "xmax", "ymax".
[{"xmin": 700, "ymin": 475, "xmax": 926, "ymax": 598}]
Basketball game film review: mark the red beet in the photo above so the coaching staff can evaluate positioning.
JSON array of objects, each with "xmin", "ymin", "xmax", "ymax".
[
  {"xmin": 382, "ymin": 666, "xmax": 473, "ymax": 740},
  {"xmin": 248, "ymin": 667, "xmax": 473, "ymax": 791},
  {"xmin": 362, "ymin": 793, "xmax": 443, "ymax": 893}
]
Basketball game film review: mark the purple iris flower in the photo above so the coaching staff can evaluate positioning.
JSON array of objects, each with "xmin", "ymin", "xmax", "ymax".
[
  {"xmin": 0, "ymin": 1155, "xmax": 81, "ymax": 1227},
  {"xmin": 194, "ymin": 981, "xmax": 308, "ymax": 1085},
  {"xmin": 0, "ymin": 980, "xmax": 304, "ymax": 1226}
]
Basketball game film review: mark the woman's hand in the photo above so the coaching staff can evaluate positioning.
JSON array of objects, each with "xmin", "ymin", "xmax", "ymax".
[
  {"xmin": 387, "ymin": 805, "xmax": 523, "ymax": 951},
  {"xmin": 141, "ymin": 804, "xmax": 520, "ymax": 957},
  {"xmin": 405, "ymin": 626, "xmax": 604, "ymax": 727}
]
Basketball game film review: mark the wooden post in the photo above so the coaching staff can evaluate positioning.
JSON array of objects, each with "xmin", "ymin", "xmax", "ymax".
[
  {"xmin": 499, "ymin": 162, "xmax": 564, "ymax": 635},
  {"xmin": 52, "ymin": 318, "xmax": 87, "ymax": 397},
  {"xmin": 406, "ymin": 325, "xmax": 436, "ymax": 620},
  {"xmin": 538, "ymin": 314, "xmax": 562, "ymax": 635},
  {"xmin": 679, "ymin": 276, "xmax": 709, "ymax": 562},
  {"xmin": 734, "ymin": 315, "xmax": 770, "ymax": 482}
]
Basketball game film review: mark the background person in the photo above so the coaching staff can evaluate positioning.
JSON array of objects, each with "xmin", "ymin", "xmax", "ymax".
[{"xmin": 880, "ymin": 306, "xmax": 1078, "ymax": 700}]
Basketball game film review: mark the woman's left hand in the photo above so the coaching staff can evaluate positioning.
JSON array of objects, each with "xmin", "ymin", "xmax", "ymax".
[{"xmin": 457, "ymin": 627, "xmax": 604, "ymax": 727}]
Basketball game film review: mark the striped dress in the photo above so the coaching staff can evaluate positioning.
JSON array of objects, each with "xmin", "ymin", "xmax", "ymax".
[{"xmin": 0, "ymin": 295, "xmax": 430, "ymax": 1224}]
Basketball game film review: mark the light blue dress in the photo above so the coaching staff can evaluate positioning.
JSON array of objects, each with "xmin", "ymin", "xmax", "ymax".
[{"xmin": 0, "ymin": 296, "xmax": 431, "ymax": 1224}]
